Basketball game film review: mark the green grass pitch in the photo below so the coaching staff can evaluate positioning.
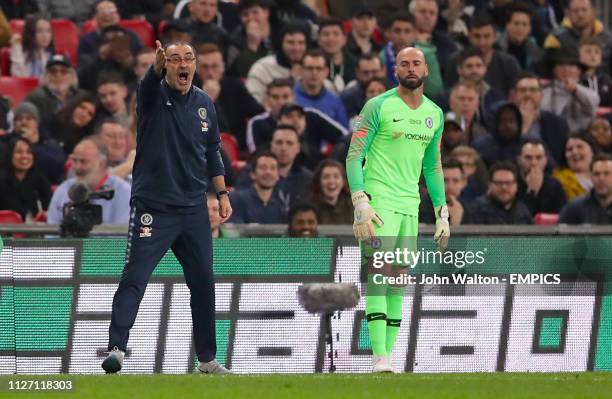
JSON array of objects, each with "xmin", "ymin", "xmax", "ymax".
[{"xmin": 0, "ymin": 373, "xmax": 611, "ymax": 399}]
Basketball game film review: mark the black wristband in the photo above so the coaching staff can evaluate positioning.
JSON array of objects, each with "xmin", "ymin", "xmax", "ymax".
[{"xmin": 216, "ymin": 190, "xmax": 229, "ymax": 200}]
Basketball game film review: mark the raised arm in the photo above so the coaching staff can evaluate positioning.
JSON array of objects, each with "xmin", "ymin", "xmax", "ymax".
[{"xmin": 138, "ymin": 40, "xmax": 166, "ymax": 110}]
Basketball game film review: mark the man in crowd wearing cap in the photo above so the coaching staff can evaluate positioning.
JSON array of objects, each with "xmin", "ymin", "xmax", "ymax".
[
  {"xmin": 77, "ymin": 0, "xmax": 143, "ymax": 66},
  {"xmin": 510, "ymin": 72, "xmax": 569, "ymax": 164},
  {"xmin": 47, "ymin": 138, "xmax": 131, "ymax": 225},
  {"xmin": 227, "ymin": 0, "xmax": 275, "ymax": 78},
  {"xmin": 25, "ymin": 54, "xmax": 80, "ymax": 132},
  {"xmin": 78, "ymin": 25, "xmax": 139, "ymax": 93},
  {"xmin": 516, "ymin": 138, "xmax": 567, "ymax": 216},
  {"xmin": 544, "ymin": 0, "xmax": 612, "ymax": 74},
  {"xmin": 294, "ymin": 49, "xmax": 349, "ymax": 128},
  {"xmin": 345, "ymin": 4, "xmax": 381, "ymax": 58},
  {"xmin": 247, "ymin": 78, "xmax": 348, "ymax": 154},
  {"xmin": 541, "ymin": 49, "xmax": 600, "ymax": 133},
  {"xmin": 5, "ymin": 102, "xmax": 65, "ymax": 183},
  {"xmin": 559, "ymin": 154, "xmax": 612, "ymax": 224},
  {"xmin": 440, "ymin": 111, "xmax": 467, "ymax": 158}
]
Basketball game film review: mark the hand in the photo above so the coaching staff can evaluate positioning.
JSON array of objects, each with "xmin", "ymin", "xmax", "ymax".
[
  {"xmin": 447, "ymin": 195, "xmax": 464, "ymax": 226},
  {"xmin": 218, "ymin": 194, "xmax": 232, "ymax": 223},
  {"xmin": 563, "ymin": 77, "xmax": 578, "ymax": 93},
  {"xmin": 10, "ymin": 33, "xmax": 21, "ymax": 46},
  {"xmin": 202, "ymin": 79, "xmax": 221, "ymax": 102},
  {"xmin": 352, "ymin": 191, "xmax": 384, "ymax": 242},
  {"xmin": 98, "ymin": 43, "xmax": 111, "ymax": 60},
  {"xmin": 525, "ymin": 168, "xmax": 544, "ymax": 194},
  {"xmin": 18, "ymin": 127, "xmax": 38, "ymax": 144},
  {"xmin": 154, "ymin": 40, "xmax": 166, "ymax": 76},
  {"xmin": 434, "ymin": 205, "xmax": 450, "ymax": 252}
]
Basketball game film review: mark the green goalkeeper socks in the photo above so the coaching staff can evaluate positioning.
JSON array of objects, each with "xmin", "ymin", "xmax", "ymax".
[
  {"xmin": 365, "ymin": 294, "xmax": 387, "ymax": 356},
  {"xmin": 385, "ymin": 286, "xmax": 404, "ymax": 355}
]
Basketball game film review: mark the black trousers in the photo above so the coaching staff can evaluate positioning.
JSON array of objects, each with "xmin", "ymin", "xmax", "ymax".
[{"xmin": 108, "ymin": 200, "xmax": 216, "ymax": 362}]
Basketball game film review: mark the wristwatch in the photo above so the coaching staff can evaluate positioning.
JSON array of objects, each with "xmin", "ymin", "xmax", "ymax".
[{"xmin": 216, "ymin": 190, "xmax": 229, "ymax": 200}]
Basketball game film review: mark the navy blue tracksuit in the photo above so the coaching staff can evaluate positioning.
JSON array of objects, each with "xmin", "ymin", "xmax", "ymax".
[{"xmin": 108, "ymin": 66, "xmax": 225, "ymax": 363}]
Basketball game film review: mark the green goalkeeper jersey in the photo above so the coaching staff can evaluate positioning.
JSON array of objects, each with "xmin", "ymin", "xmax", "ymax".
[{"xmin": 346, "ymin": 87, "xmax": 446, "ymax": 216}]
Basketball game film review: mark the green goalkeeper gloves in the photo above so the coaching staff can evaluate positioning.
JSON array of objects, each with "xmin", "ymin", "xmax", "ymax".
[
  {"xmin": 352, "ymin": 191, "xmax": 383, "ymax": 242},
  {"xmin": 434, "ymin": 205, "xmax": 450, "ymax": 251}
]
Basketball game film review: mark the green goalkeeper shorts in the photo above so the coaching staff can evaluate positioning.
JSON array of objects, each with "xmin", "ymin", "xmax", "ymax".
[{"xmin": 361, "ymin": 207, "xmax": 418, "ymax": 267}]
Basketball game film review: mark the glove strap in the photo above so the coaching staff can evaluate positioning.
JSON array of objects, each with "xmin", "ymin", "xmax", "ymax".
[
  {"xmin": 435, "ymin": 205, "xmax": 449, "ymax": 220},
  {"xmin": 351, "ymin": 191, "xmax": 369, "ymax": 206}
]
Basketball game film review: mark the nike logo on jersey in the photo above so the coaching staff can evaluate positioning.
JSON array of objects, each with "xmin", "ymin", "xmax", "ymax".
[
  {"xmin": 393, "ymin": 118, "xmax": 404, "ymax": 122},
  {"xmin": 166, "ymin": 100, "xmax": 172, "ymax": 106}
]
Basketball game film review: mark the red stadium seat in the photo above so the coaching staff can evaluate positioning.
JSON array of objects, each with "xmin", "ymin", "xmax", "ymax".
[
  {"xmin": 50, "ymin": 19, "xmax": 80, "ymax": 66},
  {"xmin": 534, "ymin": 213, "xmax": 559, "ymax": 225},
  {"xmin": 0, "ymin": 210, "xmax": 25, "ymax": 238},
  {"xmin": 83, "ymin": 19, "xmax": 155, "ymax": 48},
  {"xmin": 0, "ymin": 47, "xmax": 10, "ymax": 76},
  {"xmin": 0, "ymin": 76, "xmax": 39, "ymax": 108},
  {"xmin": 0, "ymin": 210, "xmax": 23, "ymax": 224},
  {"xmin": 9, "ymin": 19, "xmax": 24, "ymax": 34},
  {"xmin": 220, "ymin": 132, "xmax": 245, "ymax": 173},
  {"xmin": 119, "ymin": 20, "xmax": 155, "ymax": 48}
]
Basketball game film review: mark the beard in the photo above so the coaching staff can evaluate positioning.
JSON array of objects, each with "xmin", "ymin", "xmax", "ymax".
[{"xmin": 397, "ymin": 75, "xmax": 425, "ymax": 90}]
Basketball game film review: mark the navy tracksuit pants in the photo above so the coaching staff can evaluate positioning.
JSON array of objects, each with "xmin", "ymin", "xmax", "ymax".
[{"xmin": 108, "ymin": 200, "xmax": 216, "ymax": 363}]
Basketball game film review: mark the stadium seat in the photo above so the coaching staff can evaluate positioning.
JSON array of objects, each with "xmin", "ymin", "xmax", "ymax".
[
  {"xmin": 0, "ymin": 76, "xmax": 39, "ymax": 108},
  {"xmin": 534, "ymin": 213, "xmax": 559, "ymax": 225},
  {"xmin": 0, "ymin": 210, "xmax": 26, "ymax": 238},
  {"xmin": 0, "ymin": 210, "xmax": 23, "ymax": 224},
  {"xmin": 0, "ymin": 47, "xmax": 10, "ymax": 76},
  {"xmin": 220, "ymin": 132, "xmax": 245, "ymax": 173},
  {"xmin": 83, "ymin": 19, "xmax": 155, "ymax": 48},
  {"xmin": 119, "ymin": 20, "xmax": 155, "ymax": 48},
  {"xmin": 50, "ymin": 19, "xmax": 80, "ymax": 66},
  {"xmin": 9, "ymin": 19, "xmax": 24, "ymax": 34}
]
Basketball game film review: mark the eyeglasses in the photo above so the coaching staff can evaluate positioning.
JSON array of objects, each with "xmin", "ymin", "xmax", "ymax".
[
  {"xmin": 167, "ymin": 56, "xmax": 196, "ymax": 65},
  {"xmin": 490, "ymin": 180, "xmax": 516, "ymax": 187}
]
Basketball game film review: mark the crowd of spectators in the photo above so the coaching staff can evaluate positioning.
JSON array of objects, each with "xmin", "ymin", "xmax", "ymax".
[{"xmin": 0, "ymin": 0, "xmax": 611, "ymax": 232}]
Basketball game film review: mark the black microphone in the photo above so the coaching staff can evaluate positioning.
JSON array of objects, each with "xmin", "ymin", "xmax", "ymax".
[{"xmin": 68, "ymin": 182, "xmax": 89, "ymax": 203}]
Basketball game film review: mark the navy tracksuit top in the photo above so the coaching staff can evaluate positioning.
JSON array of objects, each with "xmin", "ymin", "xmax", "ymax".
[{"xmin": 131, "ymin": 66, "xmax": 225, "ymax": 208}]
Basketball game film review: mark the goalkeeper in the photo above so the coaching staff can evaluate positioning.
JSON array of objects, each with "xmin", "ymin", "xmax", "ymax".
[{"xmin": 346, "ymin": 47, "xmax": 449, "ymax": 373}]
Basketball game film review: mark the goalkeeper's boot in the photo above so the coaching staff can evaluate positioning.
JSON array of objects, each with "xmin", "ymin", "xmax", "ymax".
[
  {"xmin": 372, "ymin": 355, "xmax": 394, "ymax": 373},
  {"xmin": 197, "ymin": 359, "xmax": 233, "ymax": 374},
  {"xmin": 102, "ymin": 346, "xmax": 125, "ymax": 374}
]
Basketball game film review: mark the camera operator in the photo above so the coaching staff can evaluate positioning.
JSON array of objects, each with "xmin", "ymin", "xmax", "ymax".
[{"xmin": 47, "ymin": 138, "xmax": 131, "ymax": 225}]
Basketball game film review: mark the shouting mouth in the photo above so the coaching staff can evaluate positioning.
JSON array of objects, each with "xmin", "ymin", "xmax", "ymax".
[{"xmin": 178, "ymin": 71, "xmax": 189, "ymax": 84}]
